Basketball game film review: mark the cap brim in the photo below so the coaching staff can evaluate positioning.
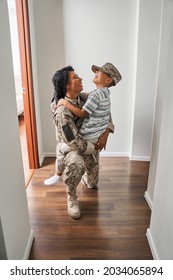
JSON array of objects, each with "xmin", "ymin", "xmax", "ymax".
[{"xmin": 91, "ymin": 65, "xmax": 101, "ymax": 73}]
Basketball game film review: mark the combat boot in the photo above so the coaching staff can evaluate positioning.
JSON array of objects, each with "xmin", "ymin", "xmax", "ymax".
[
  {"xmin": 81, "ymin": 175, "xmax": 97, "ymax": 189},
  {"xmin": 67, "ymin": 190, "xmax": 81, "ymax": 219}
]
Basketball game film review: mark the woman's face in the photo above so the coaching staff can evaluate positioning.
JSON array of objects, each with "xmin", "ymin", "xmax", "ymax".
[{"xmin": 67, "ymin": 71, "xmax": 83, "ymax": 97}]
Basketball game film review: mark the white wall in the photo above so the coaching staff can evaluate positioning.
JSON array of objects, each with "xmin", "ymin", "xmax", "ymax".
[
  {"xmin": 0, "ymin": 0, "xmax": 33, "ymax": 259},
  {"xmin": 28, "ymin": 0, "xmax": 65, "ymax": 163},
  {"xmin": 0, "ymin": 218, "xmax": 7, "ymax": 259},
  {"xmin": 7, "ymin": 0, "xmax": 21, "ymax": 77},
  {"xmin": 146, "ymin": 0, "xmax": 170, "ymax": 204},
  {"xmin": 131, "ymin": 0, "xmax": 163, "ymax": 160},
  {"xmin": 62, "ymin": 0, "xmax": 162, "ymax": 159},
  {"xmin": 29, "ymin": 0, "xmax": 162, "ymax": 161},
  {"xmin": 7, "ymin": 0, "xmax": 23, "ymax": 98},
  {"xmin": 63, "ymin": 0, "xmax": 137, "ymax": 156},
  {"xmin": 146, "ymin": 0, "xmax": 173, "ymax": 259}
]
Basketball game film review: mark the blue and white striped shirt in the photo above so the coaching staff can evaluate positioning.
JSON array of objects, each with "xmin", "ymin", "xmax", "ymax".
[{"xmin": 79, "ymin": 87, "xmax": 111, "ymax": 139}]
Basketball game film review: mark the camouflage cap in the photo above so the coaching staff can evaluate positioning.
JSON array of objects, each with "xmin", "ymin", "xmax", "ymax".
[{"xmin": 92, "ymin": 62, "xmax": 122, "ymax": 86}]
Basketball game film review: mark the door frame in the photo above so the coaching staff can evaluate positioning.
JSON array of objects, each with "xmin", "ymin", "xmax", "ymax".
[{"xmin": 15, "ymin": 0, "xmax": 39, "ymax": 169}]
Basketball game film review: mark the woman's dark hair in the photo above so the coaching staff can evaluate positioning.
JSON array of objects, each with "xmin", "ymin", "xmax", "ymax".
[{"xmin": 51, "ymin": 66, "xmax": 74, "ymax": 102}]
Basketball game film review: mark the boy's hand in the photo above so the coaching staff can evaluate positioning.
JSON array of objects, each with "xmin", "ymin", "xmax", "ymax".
[
  {"xmin": 57, "ymin": 98, "xmax": 67, "ymax": 106},
  {"xmin": 95, "ymin": 128, "xmax": 110, "ymax": 151}
]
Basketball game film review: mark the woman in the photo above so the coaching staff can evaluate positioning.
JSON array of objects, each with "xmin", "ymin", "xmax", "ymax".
[{"xmin": 45, "ymin": 66, "xmax": 114, "ymax": 219}]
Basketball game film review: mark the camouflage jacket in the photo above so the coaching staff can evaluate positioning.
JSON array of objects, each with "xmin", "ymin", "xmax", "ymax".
[{"xmin": 51, "ymin": 92, "xmax": 114, "ymax": 154}]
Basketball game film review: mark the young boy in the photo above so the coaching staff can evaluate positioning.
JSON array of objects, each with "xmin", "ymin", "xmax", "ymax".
[
  {"xmin": 44, "ymin": 62, "xmax": 121, "ymax": 185},
  {"xmin": 59, "ymin": 62, "xmax": 121, "ymax": 139}
]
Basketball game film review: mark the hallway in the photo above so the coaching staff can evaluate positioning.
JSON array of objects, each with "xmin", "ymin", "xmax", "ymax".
[{"xmin": 27, "ymin": 157, "xmax": 152, "ymax": 260}]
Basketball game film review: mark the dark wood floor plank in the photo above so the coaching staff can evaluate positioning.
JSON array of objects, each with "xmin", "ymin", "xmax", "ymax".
[{"xmin": 27, "ymin": 157, "xmax": 152, "ymax": 260}]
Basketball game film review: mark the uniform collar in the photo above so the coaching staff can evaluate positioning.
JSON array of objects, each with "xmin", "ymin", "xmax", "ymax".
[{"xmin": 65, "ymin": 95, "xmax": 80, "ymax": 105}]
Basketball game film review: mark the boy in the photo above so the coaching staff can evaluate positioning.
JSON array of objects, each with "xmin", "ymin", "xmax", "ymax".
[{"xmin": 59, "ymin": 62, "xmax": 121, "ymax": 140}]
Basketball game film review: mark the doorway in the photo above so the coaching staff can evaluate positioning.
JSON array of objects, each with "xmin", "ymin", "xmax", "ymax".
[{"xmin": 7, "ymin": 0, "xmax": 39, "ymax": 186}]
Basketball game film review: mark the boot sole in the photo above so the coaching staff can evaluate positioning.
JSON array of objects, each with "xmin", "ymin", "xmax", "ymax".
[{"xmin": 68, "ymin": 211, "xmax": 81, "ymax": 219}]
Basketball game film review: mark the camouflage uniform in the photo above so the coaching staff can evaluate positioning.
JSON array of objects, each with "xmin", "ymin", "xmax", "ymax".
[
  {"xmin": 52, "ymin": 93, "xmax": 95, "ymax": 190},
  {"xmin": 52, "ymin": 92, "xmax": 114, "ymax": 195}
]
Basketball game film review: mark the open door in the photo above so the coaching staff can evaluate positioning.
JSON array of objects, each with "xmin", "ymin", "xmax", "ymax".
[{"xmin": 15, "ymin": 0, "xmax": 39, "ymax": 169}]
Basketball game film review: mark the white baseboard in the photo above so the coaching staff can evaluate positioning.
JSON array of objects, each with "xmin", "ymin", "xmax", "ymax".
[
  {"xmin": 39, "ymin": 154, "xmax": 45, "ymax": 166},
  {"xmin": 100, "ymin": 152, "xmax": 130, "ymax": 157},
  {"xmin": 144, "ymin": 191, "xmax": 153, "ymax": 210},
  {"xmin": 23, "ymin": 229, "xmax": 34, "ymax": 260},
  {"xmin": 43, "ymin": 152, "xmax": 56, "ymax": 157},
  {"xmin": 130, "ymin": 155, "xmax": 150, "ymax": 161},
  {"xmin": 39, "ymin": 152, "xmax": 56, "ymax": 166},
  {"xmin": 41, "ymin": 152, "xmax": 150, "ymax": 163},
  {"xmin": 146, "ymin": 228, "xmax": 159, "ymax": 260},
  {"xmin": 41, "ymin": 152, "xmax": 130, "ymax": 164},
  {"xmin": 43, "ymin": 152, "xmax": 129, "ymax": 158}
]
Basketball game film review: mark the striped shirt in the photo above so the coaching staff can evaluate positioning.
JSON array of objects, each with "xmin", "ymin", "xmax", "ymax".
[{"xmin": 79, "ymin": 87, "xmax": 111, "ymax": 139}]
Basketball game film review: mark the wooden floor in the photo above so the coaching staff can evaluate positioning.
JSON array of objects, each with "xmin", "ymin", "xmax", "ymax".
[{"xmin": 27, "ymin": 157, "xmax": 153, "ymax": 260}]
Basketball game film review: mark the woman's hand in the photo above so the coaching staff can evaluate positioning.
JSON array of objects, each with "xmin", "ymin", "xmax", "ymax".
[{"xmin": 95, "ymin": 128, "xmax": 110, "ymax": 151}]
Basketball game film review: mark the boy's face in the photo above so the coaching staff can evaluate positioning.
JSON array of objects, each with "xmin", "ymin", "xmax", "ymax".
[{"xmin": 93, "ymin": 70, "xmax": 113, "ymax": 88}]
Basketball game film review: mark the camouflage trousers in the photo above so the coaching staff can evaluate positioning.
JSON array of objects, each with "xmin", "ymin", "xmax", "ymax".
[{"xmin": 62, "ymin": 150, "xmax": 99, "ymax": 194}]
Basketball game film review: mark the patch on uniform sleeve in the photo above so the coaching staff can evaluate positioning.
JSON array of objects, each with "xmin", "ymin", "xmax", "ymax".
[{"xmin": 62, "ymin": 123, "xmax": 75, "ymax": 142}]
